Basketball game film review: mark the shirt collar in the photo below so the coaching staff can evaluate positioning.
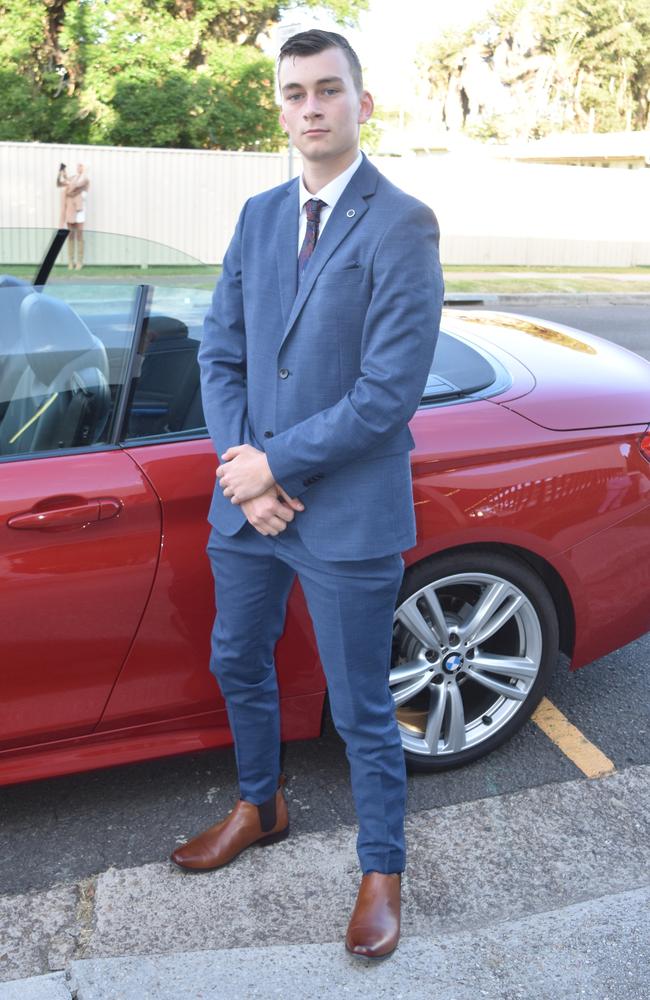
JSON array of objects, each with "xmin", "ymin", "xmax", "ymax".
[{"xmin": 299, "ymin": 152, "xmax": 363, "ymax": 213}]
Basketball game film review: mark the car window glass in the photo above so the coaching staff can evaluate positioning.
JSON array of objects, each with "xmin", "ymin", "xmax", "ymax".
[
  {"xmin": 0, "ymin": 229, "xmax": 60, "ymax": 277},
  {"xmin": 1, "ymin": 229, "xmax": 212, "ymax": 451},
  {"xmin": 123, "ymin": 284, "xmax": 210, "ymax": 441},
  {"xmin": 0, "ymin": 228, "xmax": 206, "ymax": 281},
  {"xmin": 0, "ymin": 279, "xmax": 141, "ymax": 458},
  {"xmin": 422, "ymin": 330, "xmax": 509, "ymax": 405}
]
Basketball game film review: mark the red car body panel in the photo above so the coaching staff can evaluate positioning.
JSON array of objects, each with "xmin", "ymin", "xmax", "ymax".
[
  {"xmin": 0, "ymin": 693, "xmax": 324, "ymax": 788},
  {"xmin": 1, "ymin": 308, "xmax": 648, "ymax": 787},
  {"xmin": 450, "ymin": 311, "xmax": 650, "ymax": 429},
  {"xmin": 409, "ymin": 404, "xmax": 650, "ymax": 668},
  {"xmin": 0, "ymin": 450, "xmax": 160, "ymax": 750},
  {"xmin": 97, "ymin": 440, "xmax": 323, "ymax": 731}
]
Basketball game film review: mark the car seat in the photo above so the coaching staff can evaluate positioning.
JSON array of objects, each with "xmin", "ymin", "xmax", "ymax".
[
  {"xmin": 0, "ymin": 275, "xmax": 33, "ymax": 420},
  {"xmin": 0, "ymin": 292, "xmax": 111, "ymax": 455},
  {"xmin": 128, "ymin": 314, "xmax": 200, "ymax": 437}
]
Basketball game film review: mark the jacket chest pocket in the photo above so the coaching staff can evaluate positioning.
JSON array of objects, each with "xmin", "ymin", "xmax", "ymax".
[{"xmin": 316, "ymin": 265, "xmax": 366, "ymax": 288}]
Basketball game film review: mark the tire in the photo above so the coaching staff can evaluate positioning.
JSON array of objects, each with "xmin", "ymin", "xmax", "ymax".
[{"xmin": 390, "ymin": 549, "xmax": 559, "ymax": 771}]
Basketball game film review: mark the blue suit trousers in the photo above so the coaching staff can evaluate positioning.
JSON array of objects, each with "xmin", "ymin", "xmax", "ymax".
[{"xmin": 206, "ymin": 521, "xmax": 407, "ymax": 874}]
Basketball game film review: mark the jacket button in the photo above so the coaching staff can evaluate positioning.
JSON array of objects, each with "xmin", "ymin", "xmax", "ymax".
[
  {"xmin": 264, "ymin": 430, "xmax": 274, "ymax": 438},
  {"xmin": 279, "ymin": 368, "xmax": 289, "ymax": 379}
]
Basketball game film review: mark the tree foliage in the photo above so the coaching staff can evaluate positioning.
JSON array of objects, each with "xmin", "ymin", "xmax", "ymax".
[
  {"xmin": 419, "ymin": 0, "xmax": 650, "ymax": 140},
  {"xmin": 0, "ymin": 0, "xmax": 368, "ymax": 148}
]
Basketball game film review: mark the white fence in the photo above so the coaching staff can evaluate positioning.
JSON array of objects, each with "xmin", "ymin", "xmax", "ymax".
[{"xmin": 1, "ymin": 141, "xmax": 649, "ymax": 266}]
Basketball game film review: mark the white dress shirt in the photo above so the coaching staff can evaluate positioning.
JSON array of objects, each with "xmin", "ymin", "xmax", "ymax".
[{"xmin": 297, "ymin": 152, "xmax": 363, "ymax": 253}]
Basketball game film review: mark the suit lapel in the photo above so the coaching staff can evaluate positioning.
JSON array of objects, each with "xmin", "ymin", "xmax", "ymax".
[
  {"xmin": 281, "ymin": 156, "xmax": 380, "ymax": 345},
  {"xmin": 275, "ymin": 181, "xmax": 299, "ymax": 329}
]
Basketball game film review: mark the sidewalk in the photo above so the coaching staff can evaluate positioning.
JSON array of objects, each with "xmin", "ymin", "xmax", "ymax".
[
  {"xmin": 2, "ymin": 765, "xmax": 649, "ymax": 999},
  {"xmin": 8, "ymin": 886, "xmax": 649, "ymax": 1000}
]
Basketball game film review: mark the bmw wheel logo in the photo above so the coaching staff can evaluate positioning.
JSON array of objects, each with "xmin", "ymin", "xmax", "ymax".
[{"xmin": 443, "ymin": 653, "xmax": 464, "ymax": 674}]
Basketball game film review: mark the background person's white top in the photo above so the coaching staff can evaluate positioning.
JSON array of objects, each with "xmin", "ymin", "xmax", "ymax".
[{"xmin": 297, "ymin": 152, "xmax": 363, "ymax": 253}]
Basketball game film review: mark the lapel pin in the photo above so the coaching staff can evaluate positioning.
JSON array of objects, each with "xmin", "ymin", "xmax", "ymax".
[{"xmin": 346, "ymin": 209, "xmax": 356, "ymax": 218}]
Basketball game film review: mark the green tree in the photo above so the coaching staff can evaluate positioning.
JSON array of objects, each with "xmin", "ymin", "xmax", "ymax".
[
  {"xmin": 189, "ymin": 42, "xmax": 285, "ymax": 150},
  {"xmin": 419, "ymin": 0, "xmax": 650, "ymax": 140},
  {"xmin": 553, "ymin": 0, "xmax": 650, "ymax": 130},
  {"xmin": 1, "ymin": 70, "xmax": 51, "ymax": 142},
  {"xmin": 0, "ymin": 0, "xmax": 368, "ymax": 148}
]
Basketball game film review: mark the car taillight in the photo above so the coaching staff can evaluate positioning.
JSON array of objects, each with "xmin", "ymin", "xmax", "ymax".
[{"xmin": 640, "ymin": 433, "xmax": 650, "ymax": 462}]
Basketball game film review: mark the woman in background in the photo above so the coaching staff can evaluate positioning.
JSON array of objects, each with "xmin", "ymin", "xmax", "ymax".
[{"xmin": 57, "ymin": 162, "xmax": 90, "ymax": 270}]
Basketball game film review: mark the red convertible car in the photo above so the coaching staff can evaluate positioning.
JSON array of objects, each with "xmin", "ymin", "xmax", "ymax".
[{"xmin": 1, "ymin": 229, "xmax": 649, "ymax": 787}]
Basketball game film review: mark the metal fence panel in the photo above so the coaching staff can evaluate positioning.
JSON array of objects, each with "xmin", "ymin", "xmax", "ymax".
[{"xmin": 1, "ymin": 141, "xmax": 648, "ymax": 266}]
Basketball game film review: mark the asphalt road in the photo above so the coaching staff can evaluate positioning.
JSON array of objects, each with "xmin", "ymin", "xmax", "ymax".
[
  {"xmin": 1, "ymin": 637, "xmax": 648, "ymax": 899},
  {"xmin": 1, "ymin": 301, "xmax": 648, "ymax": 901}
]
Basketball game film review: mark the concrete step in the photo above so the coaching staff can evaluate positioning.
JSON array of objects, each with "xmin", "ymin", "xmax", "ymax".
[
  {"xmin": 1, "ymin": 765, "xmax": 649, "ymax": 997},
  {"xmin": 4, "ymin": 885, "xmax": 649, "ymax": 1000}
]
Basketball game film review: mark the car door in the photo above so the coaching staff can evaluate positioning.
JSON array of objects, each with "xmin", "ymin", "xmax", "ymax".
[
  {"xmin": 96, "ymin": 284, "xmax": 324, "ymax": 732},
  {"xmin": 0, "ymin": 277, "xmax": 161, "ymax": 750}
]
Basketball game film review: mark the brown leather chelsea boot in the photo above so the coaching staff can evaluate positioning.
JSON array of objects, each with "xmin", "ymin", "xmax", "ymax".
[
  {"xmin": 170, "ymin": 780, "xmax": 289, "ymax": 872},
  {"xmin": 345, "ymin": 872, "xmax": 401, "ymax": 960}
]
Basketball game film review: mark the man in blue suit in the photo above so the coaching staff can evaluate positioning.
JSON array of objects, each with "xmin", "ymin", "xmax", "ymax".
[{"xmin": 171, "ymin": 29, "xmax": 443, "ymax": 960}]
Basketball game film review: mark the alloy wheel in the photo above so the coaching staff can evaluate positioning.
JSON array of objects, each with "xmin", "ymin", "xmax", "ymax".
[{"xmin": 390, "ymin": 566, "xmax": 548, "ymax": 766}]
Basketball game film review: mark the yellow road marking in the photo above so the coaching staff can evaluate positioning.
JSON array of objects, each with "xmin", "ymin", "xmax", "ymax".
[{"xmin": 532, "ymin": 697, "xmax": 616, "ymax": 778}]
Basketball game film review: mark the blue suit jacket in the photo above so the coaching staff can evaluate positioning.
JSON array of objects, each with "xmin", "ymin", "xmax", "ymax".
[{"xmin": 199, "ymin": 154, "xmax": 443, "ymax": 560}]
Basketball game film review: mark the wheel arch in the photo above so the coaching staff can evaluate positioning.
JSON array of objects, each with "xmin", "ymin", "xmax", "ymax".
[{"xmin": 404, "ymin": 541, "xmax": 575, "ymax": 660}]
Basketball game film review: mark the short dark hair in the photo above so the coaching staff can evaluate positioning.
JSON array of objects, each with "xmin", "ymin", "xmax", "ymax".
[{"xmin": 278, "ymin": 29, "xmax": 363, "ymax": 94}]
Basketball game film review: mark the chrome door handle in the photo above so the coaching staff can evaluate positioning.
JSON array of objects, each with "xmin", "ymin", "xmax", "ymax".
[{"xmin": 7, "ymin": 498, "xmax": 122, "ymax": 531}]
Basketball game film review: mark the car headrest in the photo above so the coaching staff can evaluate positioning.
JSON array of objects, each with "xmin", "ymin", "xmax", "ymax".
[
  {"xmin": 144, "ymin": 315, "xmax": 189, "ymax": 343},
  {"xmin": 0, "ymin": 275, "xmax": 32, "ymax": 289},
  {"xmin": 19, "ymin": 292, "xmax": 109, "ymax": 389},
  {"xmin": 1, "ymin": 276, "xmax": 34, "ymax": 351}
]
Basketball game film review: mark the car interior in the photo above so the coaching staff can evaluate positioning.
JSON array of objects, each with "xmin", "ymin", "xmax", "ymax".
[
  {"xmin": 125, "ymin": 314, "xmax": 203, "ymax": 438},
  {"xmin": 0, "ymin": 286, "xmax": 205, "ymax": 456},
  {"xmin": 0, "ymin": 275, "xmax": 33, "ymax": 424},
  {"xmin": 0, "ymin": 287, "xmax": 111, "ymax": 455}
]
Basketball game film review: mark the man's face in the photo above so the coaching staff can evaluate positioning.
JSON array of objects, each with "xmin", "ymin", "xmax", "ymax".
[{"xmin": 278, "ymin": 46, "xmax": 373, "ymax": 168}]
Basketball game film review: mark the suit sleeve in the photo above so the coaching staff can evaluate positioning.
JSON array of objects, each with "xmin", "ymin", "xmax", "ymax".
[
  {"xmin": 264, "ymin": 203, "xmax": 444, "ymax": 497},
  {"xmin": 198, "ymin": 200, "xmax": 255, "ymax": 460}
]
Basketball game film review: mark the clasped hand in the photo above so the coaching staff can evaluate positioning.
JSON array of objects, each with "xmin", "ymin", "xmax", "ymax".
[
  {"xmin": 217, "ymin": 444, "xmax": 304, "ymax": 536},
  {"xmin": 241, "ymin": 487, "xmax": 304, "ymax": 536},
  {"xmin": 217, "ymin": 444, "xmax": 274, "ymax": 502}
]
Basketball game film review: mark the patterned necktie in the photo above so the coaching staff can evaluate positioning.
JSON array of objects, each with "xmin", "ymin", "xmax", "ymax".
[{"xmin": 298, "ymin": 198, "xmax": 326, "ymax": 281}]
